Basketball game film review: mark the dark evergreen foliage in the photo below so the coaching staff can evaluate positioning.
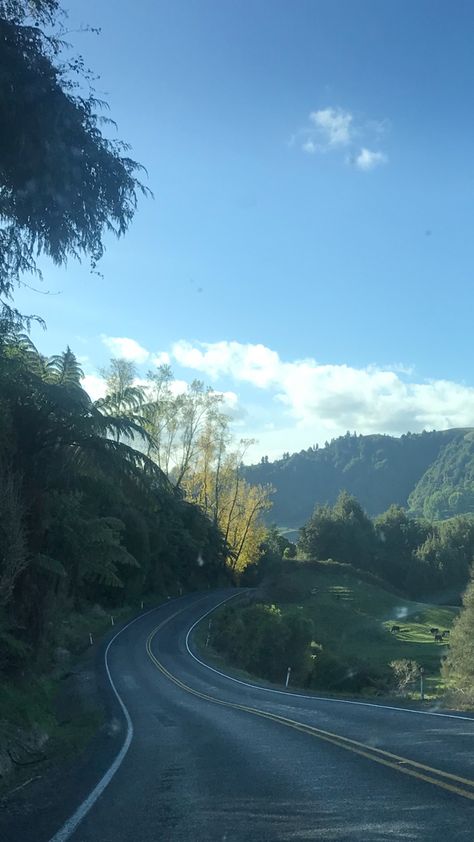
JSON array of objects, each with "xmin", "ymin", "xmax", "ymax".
[
  {"xmin": 0, "ymin": 0, "xmax": 147, "ymax": 323},
  {"xmin": 299, "ymin": 492, "xmax": 474, "ymax": 601},
  {"xmin": 0, "ymin": 331, "xmax": 228, "ymax": 675},
  {"xmin": 244, "ymin": 429, "xmax": 473, "ymax": 527}
]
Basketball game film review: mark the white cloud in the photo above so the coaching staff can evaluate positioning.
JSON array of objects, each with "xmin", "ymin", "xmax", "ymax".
[
  {"xmin": 302, "ymin": 139, "xmax": 318, "ymax": 154},
  {"xmin": 171, "ymin": 340, "xmax": 474, "ymax": 449},
  {"xmin": 81, "ymin": 374, "xmax": 107, "ymax": 401},
  {"xmin": 152, "ymin": 351, "xmax": 171, "ymax": 366},
  {"xmin": 101, "ymin": 335, "xmax": 150, "ymax": 364},
  {"xmin": 133, "ymin": 375, "xmax": 188, "ymax": 398},
  {"xmin": 82, "ymin": 336, "xmax": 474, "ymax": 462},
  {"xmin": 309, "ymin": 107, "xmax": 353, "ymax": 146},
  {"xmin": 172, "ymin": 340, "xmax": 280, "ymax": 388},
  {"xmin": 297, "ymin": 106, "xmax": 388, "ymax": 171},
  {"xmin": 354, "ymin": 147, "xmax": 388, "ymax": 171},
  {"xmin": 170, "ymin": 379, "xmax": 189, "ymax": 397},
  {"xmin": 211, "ymin": 389, "xmax": 246, "ymax": 423}
]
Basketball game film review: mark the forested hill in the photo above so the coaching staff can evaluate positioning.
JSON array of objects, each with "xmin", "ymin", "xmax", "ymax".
[{"xmin": 244, "ymin": 429, "xmax": 474, "ymax": 527}]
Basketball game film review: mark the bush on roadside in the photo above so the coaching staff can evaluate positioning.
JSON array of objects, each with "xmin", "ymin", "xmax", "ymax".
[
  {"xmin": 389, "ymin": 658, "xmax": 420, "ymax": 696},
  {"xmin": 310, "ymin": 649, "xmax": 387, "ymax": 694},
  {"xmin": 210, "ymin": 602, "xmax": 314, "ymax": 684}
]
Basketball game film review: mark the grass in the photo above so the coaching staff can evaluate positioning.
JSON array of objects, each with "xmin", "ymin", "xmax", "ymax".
[
  {"xmin": 269, "ymin": 562, "xmax": 459, "ymax": 697},
  {"xmin": 204, "ymin": 561, "xmax": 459, "ymax": 700},
  {"xmin": 0, "ymin": 597, "xmax": 164, "ymax": 792}
]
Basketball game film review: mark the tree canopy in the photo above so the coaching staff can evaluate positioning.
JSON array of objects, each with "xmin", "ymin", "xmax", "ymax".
[
  {"xmin": 299, "ymin": 491, "xmax": 474, "ymax": 601},
  {"xmin": 0, "ymin": 331, "xmax": 229, "ymax": 673},
  {"xmin": 0, "ymin": 0, "xmax": 147, "ymax": 324}
]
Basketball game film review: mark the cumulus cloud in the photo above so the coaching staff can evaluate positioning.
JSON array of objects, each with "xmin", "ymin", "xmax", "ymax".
[
  {"xmin": 309, "ymin": 107, "xmax": 353, "ymax": 147},
  {"xmin": 170, "ymin": 339, "xmax": 474, "ymax": 442},
  {"xmin": 152, "ymin": 351, "xmax": 171, "ymax": 366},
  {"xmin": 101, "ymin": 335, "xmax": 150, "ymax": 364},
  {"xmin": 81, "ymin": 374, "xmax": 107, "ymax": 401},
  {"xmin": 353, "ymin": 147, "xmax": 388, "ymax": 171},
  {"xmin": 297, "ymin": 106, "xmax": 388, "ymax": 171},
  {"xmin": 172, "ymin": 340, "xmax": 281, "ymax": 388}
]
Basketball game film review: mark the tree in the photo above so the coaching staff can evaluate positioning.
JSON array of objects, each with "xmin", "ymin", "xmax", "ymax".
[
  {"xmin": 414, "ymin": 515, "xmax": 474, "ymax": 598},
  {"xmin": 0, "ymin": 330, "xmax": 228, "ymax": 664},
  {"xmin": 210, "ymin": 602, "xmax": 313, "ymax": 683},
  {"xmin": 443, "ymin": 571, "xmax": 474, "ymax": 702},
  {"xmin": 97, "ymin": 358, "xmax": 145, "ymax": 440},
  {"xmin": 299, "ymin": 492, "xmax": 376, "ymax": 571},
  {"xmin": 374, "ymin": 505, "xmax": 430, "ymax": 591},
  {"xmin": 0, "ymin": 1, "xmax": 148, "ymax": 324},
  {"xmin": 184, "ymin": 432, "xmax": 273, "ymax": 575}
]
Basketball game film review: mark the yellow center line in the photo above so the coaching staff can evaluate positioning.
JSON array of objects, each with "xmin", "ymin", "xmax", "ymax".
[{"xmin": 145, "ymin": 616, "xmax": 474, "ymax": 803}]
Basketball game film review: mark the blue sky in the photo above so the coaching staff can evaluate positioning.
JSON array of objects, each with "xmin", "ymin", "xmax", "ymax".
[{"xmin": 18, "ymin": 0, "xmax": 474, "ymax": 460}]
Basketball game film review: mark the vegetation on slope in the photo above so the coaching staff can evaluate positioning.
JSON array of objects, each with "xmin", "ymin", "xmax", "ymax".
[
  {"xmin": 0, "ymin": 1, "xmax": 273, "ymax": 782},
  {"xmin": 208, "ymin": 561, "xmax": 458, "ymax": 698},
  {"xmin": 408, "ymin": 431, "xmax": 474, "ymax": 520},
  {"xmin": 443, "ymin": 566, "xmax": 474, "ymax": 707},
  {"xmin": 299, "ymin": 492, "xmax": 474, "ymax": 602},
  {"xmin": 244, "ymin": 429, "xmax": 473, "ymax": 527}
]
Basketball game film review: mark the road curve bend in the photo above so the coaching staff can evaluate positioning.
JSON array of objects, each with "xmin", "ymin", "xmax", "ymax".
[{"xmin": 6, "ymin": 590, "xmax": 474, "ymax": 842}]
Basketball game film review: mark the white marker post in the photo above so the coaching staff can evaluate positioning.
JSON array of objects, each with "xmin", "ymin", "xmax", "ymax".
[
  {"xmin": 205, "ymin": 619, "xmax": 212, "ymax": 648},
  {"xmin": 285, "ymin": 666, "xmax": 292, "ymax": 688},
  {"xmin": 420, "ymin": 667, "xmax": 425, "ymax": 702},
  {"xmin": 110, "ymin": 616, "xmax": 114, "ymax": 626},
  {"xmin": 89, "ymin": 633, "xmax": 94, "ymax": 646}
]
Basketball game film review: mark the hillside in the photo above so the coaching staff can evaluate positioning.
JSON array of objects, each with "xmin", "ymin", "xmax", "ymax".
[
  {"xmin": 206, "ymin": 561, "xmax": 459, "ymax": 697},
  {"xmin": 244, "ymin": 428, "xmax": 474, "ymax": 527},
  {"xmin": 264, "ymin": 562, "xmax": 457, "ymax": 695},
  {"xmin": 408, "ymin": 431, "xmax": 474, "ymax": 519}
]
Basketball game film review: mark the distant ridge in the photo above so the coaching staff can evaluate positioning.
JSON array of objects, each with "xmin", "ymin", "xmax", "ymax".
[{"xmin": 244, "ymin": 428, "xmax": 474, "ymax": 527}]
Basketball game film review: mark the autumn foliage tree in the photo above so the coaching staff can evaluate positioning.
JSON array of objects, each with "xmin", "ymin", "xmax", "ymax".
[{"xmin": 98, "ymin": 362, "xmax": 274, "ymax": 576}]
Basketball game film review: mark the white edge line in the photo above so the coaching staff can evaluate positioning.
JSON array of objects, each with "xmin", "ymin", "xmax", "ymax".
[
  {"xmin": 48, "ymin": 602, "xmax": 171, "ymax": 842},
  {"xmin": 185, "ymin": 593, "xmax": 474, "ymax": 724}
]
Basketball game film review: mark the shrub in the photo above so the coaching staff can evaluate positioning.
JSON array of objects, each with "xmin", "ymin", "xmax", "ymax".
[{"xmin": 389, "ymin": 658, "xmax": 420, "ymax": 695}]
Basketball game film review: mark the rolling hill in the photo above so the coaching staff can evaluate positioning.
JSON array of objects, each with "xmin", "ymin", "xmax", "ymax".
[
  {"xmin": 204, "ymin": 561, "xmax": 459, "ymax": 697},
  {"xmin": 244, "ymin": 428, "xmax": 474, "ymax": 528}
]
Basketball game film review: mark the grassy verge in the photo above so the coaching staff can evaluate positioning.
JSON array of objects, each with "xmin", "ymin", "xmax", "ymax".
[{"xmin": 0, "ymin": 596, "xmax": 164, "ymax": 793}]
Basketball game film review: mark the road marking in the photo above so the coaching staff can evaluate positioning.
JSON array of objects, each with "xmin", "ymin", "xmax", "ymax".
[
  {"xmin": 48, "ymin": 596, "xmax": 209, "ymax": 842},
  {"xmin": 185, "ymin": 597, "xmax": 474, "ymax": 723},
  {"xmin": 146, "ymin": 606, "xmax": 474, "ymax": 803}
]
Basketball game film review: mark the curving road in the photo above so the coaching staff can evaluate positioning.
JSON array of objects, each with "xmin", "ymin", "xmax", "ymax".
[{"xmin": 6, "ymin": 590, "xmax": 474, "ymax": 841}]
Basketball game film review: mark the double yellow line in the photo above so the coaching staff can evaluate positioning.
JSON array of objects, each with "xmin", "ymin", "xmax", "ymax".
[{"xmin": 146, "ymin": 609, "xmax": 474, "ymax": 803}]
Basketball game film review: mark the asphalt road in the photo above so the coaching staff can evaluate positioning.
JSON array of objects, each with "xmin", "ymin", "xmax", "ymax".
[{"xmin": 5, "ymin": 590, "xmax": 474, "ymax": 841}]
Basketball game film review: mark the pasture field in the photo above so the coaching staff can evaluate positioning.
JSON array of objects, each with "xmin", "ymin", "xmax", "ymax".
[{"xmin": 201, "ymin": 562, "xmax": 460, "ymax": 699}]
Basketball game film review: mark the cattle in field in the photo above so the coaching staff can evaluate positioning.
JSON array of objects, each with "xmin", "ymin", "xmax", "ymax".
[
  {"xmin": 442, "ymin": 630, "xmax": 450, "ymax": 638},
  {"xmin": 434, "ymin": 633, "xmax": 443, "ymax": 642},
  {"xmin": 430, "ymin": 627, "xmax": 439, "ymax": 635},
  {"xmin": 391, "ymin": 625, "xmax": 401, "ymax": 633}
]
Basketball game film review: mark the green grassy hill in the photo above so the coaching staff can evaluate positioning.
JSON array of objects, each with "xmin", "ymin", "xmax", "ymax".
[
  {"xmin": 262, "ymin": 562, "xmax": 458, "ymax": 697},
  {"xmin": 204, "ymin": 562, "xmax": 459, "ymax": 699}
]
